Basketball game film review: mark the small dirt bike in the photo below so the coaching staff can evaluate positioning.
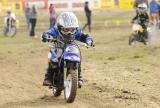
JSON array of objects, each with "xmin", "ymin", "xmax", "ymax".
[
  {"xmin": 3, "ymin": 17, "xmax": 17, "ymax": 37},
  {"xmin": 46, "ymin": 36, "xmax": 92, "ymax": 103},
  {"xmin": 129, "ymin": 23, "xmax": 151, "ymax": 46}
]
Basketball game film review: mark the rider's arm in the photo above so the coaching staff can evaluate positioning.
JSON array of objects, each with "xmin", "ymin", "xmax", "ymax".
[
  {"xmin": 46, "ymin": 27, "xmax": 59, "ymax": 38},
  {"xmin": 132, "ymin": 14, "xmax": 138, "ymax": 22},
  {"xmin": 75, "ymin": 28, "xmax": 93, "ymax": 46},
  {"xmin": 41, "ymin": 27, "xmax": 59, "ymax": 42}
]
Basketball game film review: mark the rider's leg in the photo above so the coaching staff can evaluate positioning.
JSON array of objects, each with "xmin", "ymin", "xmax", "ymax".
[
  {"xmin": 141, "ymin": 24, "xmax": 148, "ymax": 41},
  {"xmin": 43, "ymin": 61, "xmax": 58, "ymax": 86},
  {"xmin": 142, "ymin": 28, "xmax": 149, "ymax": 44},
  {"xmin": 144, "ymin": 30, "xmax": 148, "ymax": 39},
  {"xmin": 43, "ymin": 49, "xmax": 58, "ymax": 86},
  {"xmin": 43, "ymin": 62, "xmax": 54, "ymax": 86}
]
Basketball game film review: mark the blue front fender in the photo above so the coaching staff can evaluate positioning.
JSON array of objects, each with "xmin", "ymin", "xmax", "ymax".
[{"xmin": 63, "ymin": 53, "xmax": 80, "ymax": 62}]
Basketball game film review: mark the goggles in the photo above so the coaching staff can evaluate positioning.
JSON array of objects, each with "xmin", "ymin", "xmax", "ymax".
[{"xmin": 61, "ymin": 27, "xmax": 76, "ymax": 35}]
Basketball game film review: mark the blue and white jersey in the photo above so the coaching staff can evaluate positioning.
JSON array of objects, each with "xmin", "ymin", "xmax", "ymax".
[
  {"xmin": 46, "ymin": 27, "xmax": 92, "ymax": 43},
  {"xmin": 42, "ymin": 27, "xmax": 93, "ymax": 62}
]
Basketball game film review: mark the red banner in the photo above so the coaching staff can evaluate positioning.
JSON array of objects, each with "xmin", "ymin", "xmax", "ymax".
[
  {"xmin": 23, "ymin": 0, "xmax": 48, "ymax": 9},
  {"xmin": 22, "ymin": 0, "xmax": 86, "ymax": 11}
]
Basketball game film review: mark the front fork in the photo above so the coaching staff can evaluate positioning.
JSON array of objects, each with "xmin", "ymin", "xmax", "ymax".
[{"xmin": 63, "ymin": 61, "xmax": 79, "ymax": 87}]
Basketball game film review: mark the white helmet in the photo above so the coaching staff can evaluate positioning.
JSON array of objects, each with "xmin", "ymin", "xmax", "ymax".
[
  {"xmin": 137, "ymin": 3, "xmax": 148, "ymax": 13},
  {"xmin": 6, "ymin": 7, "xmax": 11, "ymax": 13},
  {"xmin": 56, "ymin": 12, "xmax": 79, "ymax": 40}
]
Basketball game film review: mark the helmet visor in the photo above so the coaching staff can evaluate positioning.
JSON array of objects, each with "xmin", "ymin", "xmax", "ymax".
[{"xmin": 61, "ymin": 27, "xmax": 76, "ymax": 35}]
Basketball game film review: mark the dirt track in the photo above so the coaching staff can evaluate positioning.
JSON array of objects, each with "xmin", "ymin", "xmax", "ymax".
[
  {"xmin": 0, "ymin": 11, "xmax": 160, "ymax": 107},
  {"xmin": 0, "ymin": 29, "xmax": 108, "ymax": 108}
]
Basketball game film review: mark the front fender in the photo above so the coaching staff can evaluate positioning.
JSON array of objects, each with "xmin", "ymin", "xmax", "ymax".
[{"xmin": 64, "ymin": 53, "xmax": 80, "ymax": 63}]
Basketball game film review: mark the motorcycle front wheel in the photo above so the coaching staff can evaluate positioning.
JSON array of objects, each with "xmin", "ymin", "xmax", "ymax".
[
  {"xmin": 129, "ymin": 34, "xmax": 136, "ymax": 46},
  {"xmin": 64, "ymin": 68, "xmax": 78, "ymax": 103},
  {"xmin": 4, "ymin": 26, "xmax": 17, "ymax": 37}
]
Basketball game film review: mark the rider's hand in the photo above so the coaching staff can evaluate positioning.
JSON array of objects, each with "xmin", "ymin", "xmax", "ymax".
[
  {"xmin": 86, "ymin": 38, "xmax": 94, "ymax": 47},
  {"xmin": 41, "ymin": 32, "xmax": 55, "ymax": 42}
]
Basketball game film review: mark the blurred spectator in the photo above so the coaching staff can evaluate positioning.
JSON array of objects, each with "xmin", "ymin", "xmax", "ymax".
[
  {"xmin": 134, "ymin": 0, "xmax": 149, "ymax": 8},
  {"xmin": 24, "ymin": 4, "xmax": 31, "ymax": 30},
  {"xmin": 82, "ymin": 1, "xmax": 92, "ymax": 32},
  {"xmin": 30, "ymin": 5, "xmax": 37, "ymax": 38},
  {"xmin": 149, "ymin": 0, "xmax": 160, "ymax": 24},
  {"xmin": 49, "ymin": 4, "xmax": 56, "ymax": 28}
]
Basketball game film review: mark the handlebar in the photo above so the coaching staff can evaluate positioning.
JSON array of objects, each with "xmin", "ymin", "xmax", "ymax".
[
  {"xmin": 46, "ymin": 34, "xmax": 95, "ymax": 48},
  {"xmin": 46, "ymin": 36, "xmax": 65, "ymax": 45},
  {"xmin": 77, "ymin": 41, "xmax": 95, "ymax": 48}
]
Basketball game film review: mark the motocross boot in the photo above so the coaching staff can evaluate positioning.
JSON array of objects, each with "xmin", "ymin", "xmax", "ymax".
[{"xmin": 43, "ymin": 62, "xmax": 58, "ymax": 86}]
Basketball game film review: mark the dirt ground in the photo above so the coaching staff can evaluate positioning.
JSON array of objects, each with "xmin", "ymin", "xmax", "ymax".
[{"xmin": 0, "ymin": 11, "xmax": 160, "ymax": 108}]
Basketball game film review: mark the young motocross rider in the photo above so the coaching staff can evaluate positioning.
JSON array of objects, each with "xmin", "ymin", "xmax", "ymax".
[
  {"xmin": 131, "ymin": 3, "xmax": 149, "ymax": 42},
  {"xmin": 5, "ymin": 7, "xmax": 16, "ymax": 28},
  {"xmin": 41, "ymin": 12, "xmax": 94, "ymax": 87}
]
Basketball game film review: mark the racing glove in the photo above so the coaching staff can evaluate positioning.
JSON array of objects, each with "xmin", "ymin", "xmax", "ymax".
[
  {"xmin": 41, "ymin": 32, "xmax": 53, "ymax": 42},
  {"xmin": 86, "ymin": 37, "xmax": 94, "ymax": 46}
]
